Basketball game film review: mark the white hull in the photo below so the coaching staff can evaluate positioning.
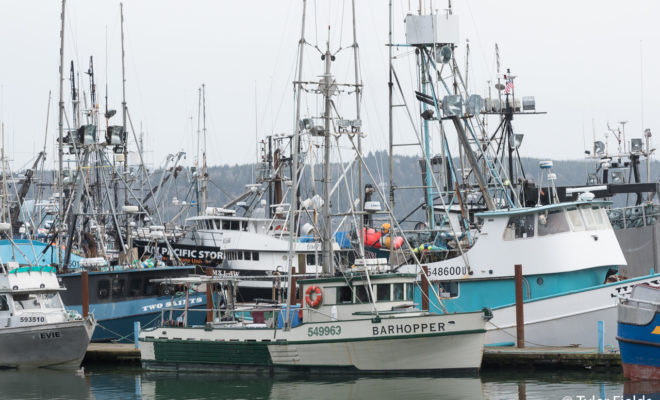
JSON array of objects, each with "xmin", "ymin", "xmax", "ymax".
[
  {"xmin": 486, "ymin": 275, "xmax": 660, "ymax": 348},
  {"xmin": 140, "ymin": 311, "xmax": 488, "ymax": 372}
]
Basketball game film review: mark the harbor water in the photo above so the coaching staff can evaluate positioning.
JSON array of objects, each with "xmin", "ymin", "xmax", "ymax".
[{"xmin": 1, "ymin": 366, "xmax": 656, "ymax": 400}]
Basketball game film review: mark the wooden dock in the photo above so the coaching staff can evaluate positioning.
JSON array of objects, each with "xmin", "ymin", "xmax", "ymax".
[
  {"xmin": 84, "ymin": 343, "xmax": 140, "ymax": 364},
  {"xmin": 83, "ymin": 343, "xmax": 623, "ymax": 370},
  {"xmin": 483, "ymin": 346, "xmax": 621, "ymax": 370}
]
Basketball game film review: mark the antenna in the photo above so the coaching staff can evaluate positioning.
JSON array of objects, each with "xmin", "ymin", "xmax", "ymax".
[{"xmin": 619, "ymin": 120, "xmax": 628, "ymax": 153}]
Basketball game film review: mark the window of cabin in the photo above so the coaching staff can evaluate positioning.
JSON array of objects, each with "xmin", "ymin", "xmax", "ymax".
[
  {"xmin": 582, "ymin": 205, "xmax": 609, "ymax": 230},
  {"xmin": 42, "ymin": 292, "xmax": 63, "ymax": 309},
  {"xmin": 354, "ymin": 285, "xmax": 370, "ymax": 303},
  {"xmin": 503, "ymin": 214, "xmax": 535, "ymax": 240},
  {"xmin": 566, "ymin": 207, "xmax": 585, "ymax": 231},
  {"xmin": 336, "ymin": 286, "xmax": 352, "ymax": 304},
  {"xmin": 231, "ymin": 221, "xmax": 240, "ymax": 230},
  {"xmin": 538, "ymin": 210, "xmax": 569, "ymax": 236},
  {"xmin": 393, "ymin": 283, "xmax": 404, "ymax": 301},
  {"xmin": 237, "ymin": 252, "xmax": 243, "ymax": 260},
  {"xmin": 252, "ymin": 252, "xmax": 260, "ymax": 261},
  {"xmin": 129, "ymin": 278, "xmax": 143, "ymax": 297},
  {"xmin": 437, "ymin": 281, "xmax": 459, "ymax": 298},
  {"xmin": 376, "ymin": 284, "xmax": 391, "ymax": 301},
  {"xmin": 144, "ymin": 280, "xmax": 156, "ymax": 296},
  {"xmin": 593, "ymin": 206, "xmax": 611, "ymax": 229},
  {"xmin": 111, "ymin": 279, "xmax": 126, "ymax": 299},
  {"xmin": 0, "ymin": 295, "xmax": 8, "ymax": 311},
  {"xmin": 306, "ymin": 254, "xmax": 316, "ymax": 265},
  {"xmin": 241, "ymin": 221, "xmax": 248, "ymax": 231},
  {"xmin": 222, "ymin": 220, "xmax": 230, "ymax": 230},
  {"xmin": 13, "ymin": 294, "xmax": 41, "ymax": 310},
  {"xmin": 244, "ymin": 251, "xmax": 251, "ymax": 261},
  {"xmin": 97, "ymin": 279, "xmax": 110, "ymax": 299},
  {"xmin": 406, "ymin": 283, "xmax": 414, "ymax": 300}
]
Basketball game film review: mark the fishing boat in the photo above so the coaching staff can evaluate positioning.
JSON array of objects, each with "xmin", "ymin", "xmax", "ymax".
[
  {"xmin": 13, "ymin": 1, "xmax": 212, "ymax": 342},
  {"xmin": 139, "ymin": 0, "xmax": 492, "ymax": 374},
  {"xmin": 617, "ymin": 283, "xmax": 660, "ymax": 380},
  {"xmin": 0, "ymin": 260, "xmax": 96, "ymax": 368},
  {"xmin": 138, "ymin": 268, "xmax": 491, "ymax": 373},
  {"xmin": 383, "ymin": 5, "xmax": 660, "ymax": 349}
]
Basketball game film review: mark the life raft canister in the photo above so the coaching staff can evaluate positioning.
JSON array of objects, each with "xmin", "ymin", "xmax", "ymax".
[{"xmin": 305, "ymin": 285, "xmax": 323, "ymax": 308}]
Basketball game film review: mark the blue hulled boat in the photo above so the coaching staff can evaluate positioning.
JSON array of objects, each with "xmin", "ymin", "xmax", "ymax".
[{"xmin": 617, "ymin": 283, "xmax": 660, "ymax": 380}]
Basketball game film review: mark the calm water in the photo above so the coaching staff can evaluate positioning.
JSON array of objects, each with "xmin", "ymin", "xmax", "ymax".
[{"xmin": 0, "ymin": 366, "xmax": 657, "ymax": 400}]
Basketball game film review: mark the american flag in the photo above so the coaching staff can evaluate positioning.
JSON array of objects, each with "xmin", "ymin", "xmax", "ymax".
[{"xmin": 504, "ymin": 79, "xmax": 514, "ymax": 94}]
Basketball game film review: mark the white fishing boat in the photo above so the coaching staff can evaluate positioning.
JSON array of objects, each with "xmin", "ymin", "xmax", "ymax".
[
  {"xmin": 381, "ymin": 4, "xmax": 660, "ymax": 349},
  {"xmin": 0, "ymin": 262, "xmax": 96, "ymax": 368},
  {"xmin": 138, "ymin": 268, "xmax": 491, "ymax": 373},
  {"xmin": 139, "ymin": 0, "xmax": 491, "ymax": 374}
]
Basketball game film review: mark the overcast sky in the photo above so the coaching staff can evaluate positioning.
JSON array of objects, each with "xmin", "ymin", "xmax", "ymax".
[{"xmin": 0, "ymin": 0, "xmax": 658, "ymax": 174}]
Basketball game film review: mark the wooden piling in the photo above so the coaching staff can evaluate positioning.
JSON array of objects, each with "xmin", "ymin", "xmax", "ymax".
[
  {"xmin": 515, "ymin": 264, "xmax": 524, "ymax": 348},
  {"xmin": 290, "ymin": 268, "xmax": 297, "ymax": 305},
  {"xmin": 81, "ymin": 270, "xmax": 89, "ymax": 318},
  {"xmin": 205, "ymin": 267, "xmax": 213, "ymax": 323},
  {"xmin": 421, "ymin": 265, "xmax": 429, "ymax": 311}
]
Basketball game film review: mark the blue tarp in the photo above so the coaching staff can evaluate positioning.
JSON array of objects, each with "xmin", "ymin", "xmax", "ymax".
[{"xmin": 0, "ymin": 239, "xmax": 83, "ymax": 266}]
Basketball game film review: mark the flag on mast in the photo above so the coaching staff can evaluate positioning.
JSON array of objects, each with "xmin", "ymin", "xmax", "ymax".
[{"xmin": 504, "ymin": 79, "xmax": 514, "ymax": 94}]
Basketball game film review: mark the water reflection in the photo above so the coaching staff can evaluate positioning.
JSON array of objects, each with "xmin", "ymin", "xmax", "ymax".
[
  {"xmin": 140, "ymin": 373, "xmax": 485, "ymax": 400},
  {"xmin": 1, "ymin": 366, "xmax": 660, "ymax": 400},
  {"xmin": 0, "ymin": 368, "xmax": 89, "ymax": 400}
]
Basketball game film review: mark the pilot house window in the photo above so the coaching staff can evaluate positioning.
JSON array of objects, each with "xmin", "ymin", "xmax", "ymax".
[
  {"xmin": 538, "ymin": 210, "xmax": 570, "ymax": 236},
  {"xmin": 503, "ymin": 214, "xmax": 535, "ymax": 240}
]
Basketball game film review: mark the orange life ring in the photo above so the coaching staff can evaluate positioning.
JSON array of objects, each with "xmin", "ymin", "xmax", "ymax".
[{"xmin": 305, "ymin": 285, "xmax": 323, "ymax": 308}]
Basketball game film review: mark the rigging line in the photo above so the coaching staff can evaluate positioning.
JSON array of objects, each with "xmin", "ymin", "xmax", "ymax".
[
  {"xmin": 345, "ymin": 133, "xmax": 448, "ymax": 313},
  {"xmin": 391, "ymin": 65, "xmax": 468, "ymax": 263},
  {"xmin": 464, "ymin": 0, "xmax": 495, "ymax": 84},
  {"xmin": 257, "ymin": 0, "xmax": 296, "ymax": 136},
  {"xmin": 208, "ymin": 179, "xmax": 234, "ymax": 202},
  {"xmin": 314, "ymin": 0, "xmax": 318, "ymax": 47},
  {"xmin": 64, "ymin": 6, "xmax": 81, "ymax": 77},
  {"xmin": 125, "ymin": 107, "xmax": 183, "ymax": 265}
]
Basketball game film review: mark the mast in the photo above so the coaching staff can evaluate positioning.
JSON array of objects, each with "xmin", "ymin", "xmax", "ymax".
[
  {"xmin": 284, "ymin": 0, "xmax": 307, "ymax": 327},
  {"xmin": 120, "ymin": 3, "xmax": 128, "ymax": 208},
  {"xmin": 1, "ymin": 124, "xmax": 5, "ymax": 223},
  {"xmin": 57, "ymin": 0, "xmax": 66, "ymax": 271},
  {"xmin": 321, "ymin": 35, "xmax": 333, "ymax": 274},
  {"xmin": 201, "ymin": 84, "xmax": 208, "ymax": 211},
  {"xmin": 351, "ymin": 0, "xmax": 363, "ymax": 245},
  {"xmin": 388, "ymin": 0, "xmax": 394, "ymax": 210}
]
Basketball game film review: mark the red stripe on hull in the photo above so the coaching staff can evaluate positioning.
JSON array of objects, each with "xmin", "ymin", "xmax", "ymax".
[{"xmin": 623, "ymin": 362, "xmax": 660, "ymax": 381}]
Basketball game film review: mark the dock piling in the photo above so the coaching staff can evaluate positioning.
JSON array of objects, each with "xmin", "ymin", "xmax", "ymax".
[
  {"xmin": 206, "ymin": 267, "xmax": 213, "ymax": 323},
  {"xmin": 421, "ymin": 265, "xmax": 429, "ymax": 311},
  {"xmin": 133, "ymin": 321, "xmax": 140, "ymax": 350},
  {"xmin": 81, "ymin": 270, "xmax": 89, "ymax": 318},
  {"xmin": 514, "ymin": 264, "xmax": 524, "ymax": 348},
  {"xmin": 598, "ymin": 320, "xmax": 604, "ymax": 353}
]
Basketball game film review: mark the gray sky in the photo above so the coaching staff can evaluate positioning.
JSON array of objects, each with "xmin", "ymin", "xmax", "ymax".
[{"xmin": 0, "ymin": 0, "xmax": 658, "ymax": 174}]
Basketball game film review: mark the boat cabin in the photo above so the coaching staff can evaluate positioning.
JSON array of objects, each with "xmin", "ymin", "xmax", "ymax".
[
  {"xmin": 0, "ymin": 264, "xmax": 72, "ymax": 328},
  {"xmin": 298, "ymin": 272, "xmax": 422, "ymax": 323}
]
